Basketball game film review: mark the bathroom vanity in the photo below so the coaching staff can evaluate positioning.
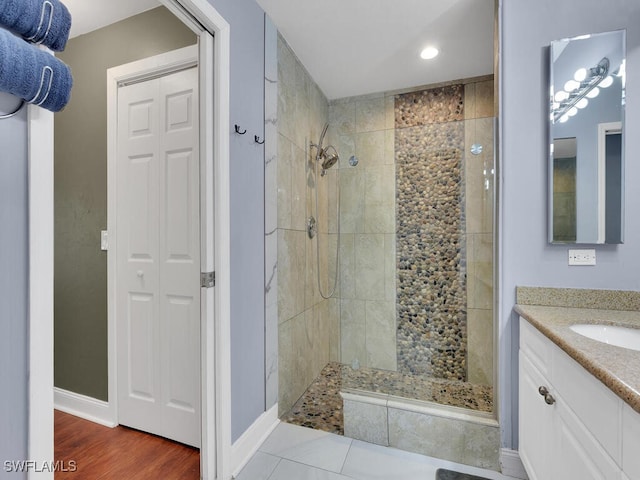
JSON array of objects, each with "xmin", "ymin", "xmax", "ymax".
[{"xmin": 515, "ymin": 288, "xmax": 640, "ymax": 480}]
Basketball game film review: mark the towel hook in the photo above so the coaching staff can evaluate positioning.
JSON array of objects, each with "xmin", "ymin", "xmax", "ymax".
[
  {"xmin": 27, "ymin": 1, "xmax": 54, "ymax": 44},
  {"xmin": 0, "ymin": 99, "xmax": 26, "ymax": 119},
  {"xmin": 254, "ymin": 135, "xmax": 265, "ymax": 145},
  {"xmin": 234, "ymin": 124, "xmax": 246, "ymax": 135}
]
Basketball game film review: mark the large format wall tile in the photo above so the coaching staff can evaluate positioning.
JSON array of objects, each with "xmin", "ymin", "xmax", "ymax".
[
  {"xmin": 467, "ymin": 308, "xmax": 493, "ymax": 386},
  {"xmin": 355, "ymin": 130, "xmax": 386, "ymax": 166},
  {"xmin": 277, "ymin": 134, "xmax": 292, "ymax": 230},
  {"xmin": 467, "ymin": 233, "xmax": 493, "ymax": 311},
  {"xmin": 387, "ymin": 408, "xmax": 499, "ymax": 470},
  {"xmin": 339, "ymin": 168, "xmax": 365, "ymax": 234},
  {"xmin": 356, "ymin": 96, "xmax": 386, "ymax": 133},
  {"xmin": 343, "ymin": 398, "xmax": 389, "ymax": 446},
  {"xmin": 278, "ymin": 229, "xmax": 306, "ymax": 323},
  {"xmin": 329, "ymin": 101, "xmax": 356, "ymax": 137},
  {"xmin": 340, "ymin": 299, "xmax": 366, "ymax": 368},
  {"xmin": 278, "ymin": 319, "xmax": 294, "ymax": 415},
  {"xmin": 355, "ymin": 234, "xmax": 386, "ymax": 301},
  {"xmin": 277, "ymin": 33, "xmax": 335, "ymax": 414},
  {"xmin": 365, "ymin": 300, "xmax": 397, "ymax": 371}
]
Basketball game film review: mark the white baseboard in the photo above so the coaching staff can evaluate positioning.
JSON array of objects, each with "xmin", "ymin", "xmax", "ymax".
[
  {"xmin": 500, "ymin": 448, "xmax": 529, "ymax": 479},
  {"xmin": 230, "ymin": 404, "xmax": 279, "ymax": 478},
  {"xmin": 54, "ymin": 387, "xmax": 117, "ymax": 428}
]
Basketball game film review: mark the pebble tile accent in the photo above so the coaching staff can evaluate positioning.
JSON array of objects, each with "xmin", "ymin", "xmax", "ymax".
[
  {"xmin": 395, "ymin": 85, "xmax": 464, "ymax": 128},
  {"xmin": 395, "ymin": 86, "xmax": 468, "ymax": 380},
  {"xmin": 341, "ymin": 365, "xmax": 492, "ymax": 412},
  {"xmin": 281, "ymin": 363, "xmax": 493, "ymax": 435},
  {"xmin": 281, "ymin": 363, "xmax": 344, "ymax": 435}
]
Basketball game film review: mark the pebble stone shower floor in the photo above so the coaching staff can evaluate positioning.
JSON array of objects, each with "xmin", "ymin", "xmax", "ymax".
[{"xmin": 282, "ymin": 362, "xmax": 494, "ymax": 435}]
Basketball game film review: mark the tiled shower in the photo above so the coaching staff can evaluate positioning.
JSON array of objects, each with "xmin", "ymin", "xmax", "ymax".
[{"xmin": 275, "ymin": 31, "xmax": 497, "ymax": 466}]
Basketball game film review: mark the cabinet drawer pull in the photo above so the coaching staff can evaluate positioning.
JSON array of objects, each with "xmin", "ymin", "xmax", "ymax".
[{"xmin": 538, "ymin": 386, "xmax": 556, "ymax": 405}]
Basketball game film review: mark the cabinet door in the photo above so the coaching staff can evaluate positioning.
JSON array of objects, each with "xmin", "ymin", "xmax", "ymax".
[
  {"xmin": 520, "ymin": 352, "xmax": 555, "ymax": 480},
  {"xmin": 555, "ymin": 398, "xmax": 621, "ymax": 480}
]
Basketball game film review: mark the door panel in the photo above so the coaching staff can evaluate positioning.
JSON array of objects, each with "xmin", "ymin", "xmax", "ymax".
[
  {"xmin": 158, "ymin": 68, "xmax": 200, "ymax": 446},
  {"xmin": 128, "ymin": 293, "xmax": 156, "ymax": 401},
  {"xmin": 165, "ymin": 295, "xmax": 198, "ymax": 412},
  {"xmin": 116, "ymin": 66, "xmax": 200, "ymax": 447},
  {"xmin": 127, "ymin": 155, "xmax": 156, "ymax": 259},
  {"xmin": 165, "ymin": 150, "xmax": 194, "ymax": 259}
]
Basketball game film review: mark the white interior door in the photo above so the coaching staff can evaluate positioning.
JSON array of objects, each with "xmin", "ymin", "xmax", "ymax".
[{"xmin": 116, "ymin": 66, "xmax": 201, "ymax": 447}]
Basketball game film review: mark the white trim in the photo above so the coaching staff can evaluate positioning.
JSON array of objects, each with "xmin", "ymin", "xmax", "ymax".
[
  {"xmin": 596, "ymin": 121, "xmax": 622, "ymax": 243},
  {"xmin": 54, "ymin": 389, "xmax": 116, "ymax": 428},
  {"xmin": 28, "ymin": 104, "xmax": 54, "ymax": 480},
  {"xmin": 28, "ymin": 1, "xmax": 232, "ymax": 480},
  {"xmin": 207, "ymin": 14, "xmax": 233, "ymax": 480},
  {"xmin": 197, "ymin": 30, "xmax": 219, "ymax": 480},
  {"xmin": 499, "ymin": 448, "xmax": 529, "ymax": 479},
  {"xmin": 230, "ymin": 405, "xmax": 280, "ymax": 479}
]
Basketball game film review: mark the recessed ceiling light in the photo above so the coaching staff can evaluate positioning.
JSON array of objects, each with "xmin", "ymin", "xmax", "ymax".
[{"xmin": 420, "ymin": 46, "xmax": 439, "ymax": 60}]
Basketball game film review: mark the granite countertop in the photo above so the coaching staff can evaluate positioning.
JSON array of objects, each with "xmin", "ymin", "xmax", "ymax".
[{"xmin": 515, "ymin": 303, "xmax": 640, "ymax": 414}]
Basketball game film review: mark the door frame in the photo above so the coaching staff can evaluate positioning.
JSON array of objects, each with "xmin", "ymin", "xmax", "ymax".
[
  {"xmin": 27, "ymin": 1, "xmax": 232, "ymax": 479},
  {"xmin": 596, "ymin": 121, "xmax": 623, "ymax": 244}
]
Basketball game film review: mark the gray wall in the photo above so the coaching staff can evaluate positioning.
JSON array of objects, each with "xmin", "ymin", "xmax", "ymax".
[
  {"xmin": 0, "ymin": 94, "xmax": 28, "ymax": 479},
  {"xmin": 500, "ymin": 0, "xmax": 640, "ymax": 449},
  {"xmin": 207, "ymin": 0, "xmax": 268, "ymax": 443},
  {"xmin": 55, "ymin": 7, "xmax": 196, "ymax": 400}
]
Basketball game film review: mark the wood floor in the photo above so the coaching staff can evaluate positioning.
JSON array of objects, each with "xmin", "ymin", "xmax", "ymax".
[{"xmin": 55, "ymin": 410, "xmax": 200, "ymax": 479}]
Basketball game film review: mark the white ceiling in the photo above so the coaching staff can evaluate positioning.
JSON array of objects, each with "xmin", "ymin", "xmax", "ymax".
[
  {"xmin": 64, "ymin": 0, "xmax": 160, "ymax": 38},
  {"xmin": 257, "ymin": 0, "xmax": 495, "ymax": 99},
  {"xmin": 64, "ymin": 0, "xmax": 494, "ymax": 100}
]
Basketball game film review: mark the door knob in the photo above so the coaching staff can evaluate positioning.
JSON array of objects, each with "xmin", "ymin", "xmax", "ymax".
[
  {"xmin": 538, "ymin": 386, "xmax": 556, "ymax": 405},
  {"xmin": 137, "ymin": 270, "xmax": 144, "ymax": 277}
]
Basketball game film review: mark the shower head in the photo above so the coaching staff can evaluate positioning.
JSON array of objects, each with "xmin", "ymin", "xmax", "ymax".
[
  {"xmin": 312, "ymin": 123, "xmax": 340, "ymax": 176},
  {"xmin": 321, "ymin": 146, "xmax": 339, "ymax": 171}
]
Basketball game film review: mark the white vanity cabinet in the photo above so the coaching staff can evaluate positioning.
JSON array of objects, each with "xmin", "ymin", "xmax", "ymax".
[{"xmin": 519, "ymin": 317, "xmax": 640, "ymax": 480}]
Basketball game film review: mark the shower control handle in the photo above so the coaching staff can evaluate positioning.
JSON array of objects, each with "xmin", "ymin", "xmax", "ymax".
[
  {"xmin": 538, "ymin": 386, "xmax": 556, "ymax": 405},
  {"xmin": 307, "ymin": 216, "xmax": 317, "ymax": 239}
]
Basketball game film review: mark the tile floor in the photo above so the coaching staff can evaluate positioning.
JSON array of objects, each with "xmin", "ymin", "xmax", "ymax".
[{"xmin": 236, "ymin": 422, "xmax": 517, "ymax": 480}]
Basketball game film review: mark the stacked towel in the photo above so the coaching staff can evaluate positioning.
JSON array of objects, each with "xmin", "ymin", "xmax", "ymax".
[
  {"xmin": 0, "ymin": 29, "xmax": 71, "ymax": 112},
  {"xmin": 0, "ymin": 0, "xmax": 71, "ymax": 51}
]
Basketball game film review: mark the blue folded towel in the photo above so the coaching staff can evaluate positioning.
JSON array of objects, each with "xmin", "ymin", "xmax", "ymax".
[
  {"xmin": 0, "ymin": 29, "xmax": 72, "ymax": 112},
  {"xmin": 0, "ymin": 0, "xmax": 72, "ymax": 52}
]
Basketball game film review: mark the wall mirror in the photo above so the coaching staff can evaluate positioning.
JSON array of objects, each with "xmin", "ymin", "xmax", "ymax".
[{"xmin": 549, "ymin": 30, "xmax": 625, "ymax": 244}]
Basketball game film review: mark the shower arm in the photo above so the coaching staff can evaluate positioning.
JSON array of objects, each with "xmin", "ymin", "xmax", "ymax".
[{"xmin": 310, "ymin": 123, "xmax": 330, "ymax": 160}]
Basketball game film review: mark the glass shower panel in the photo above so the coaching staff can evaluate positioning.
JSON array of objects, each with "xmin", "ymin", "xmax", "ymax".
[{"xmin": 337, "ymin": 83, "xmax": 495, "ymax": 413}]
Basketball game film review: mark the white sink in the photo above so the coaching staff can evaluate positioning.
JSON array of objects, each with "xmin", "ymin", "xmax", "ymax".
[{"xmin": 570, "ymin": 324, "xmax": 640, "ymax": 351}]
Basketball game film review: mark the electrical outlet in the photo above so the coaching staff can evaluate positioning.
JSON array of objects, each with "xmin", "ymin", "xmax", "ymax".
[{"xmin": 568, "ymin": 249, "xmax": 596, "ymax": 266}]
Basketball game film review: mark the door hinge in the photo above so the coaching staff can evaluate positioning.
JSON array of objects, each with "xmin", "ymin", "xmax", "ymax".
[{"xmin": 201, "ymin": 271, "xmax": 215, "ymax": 288}]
